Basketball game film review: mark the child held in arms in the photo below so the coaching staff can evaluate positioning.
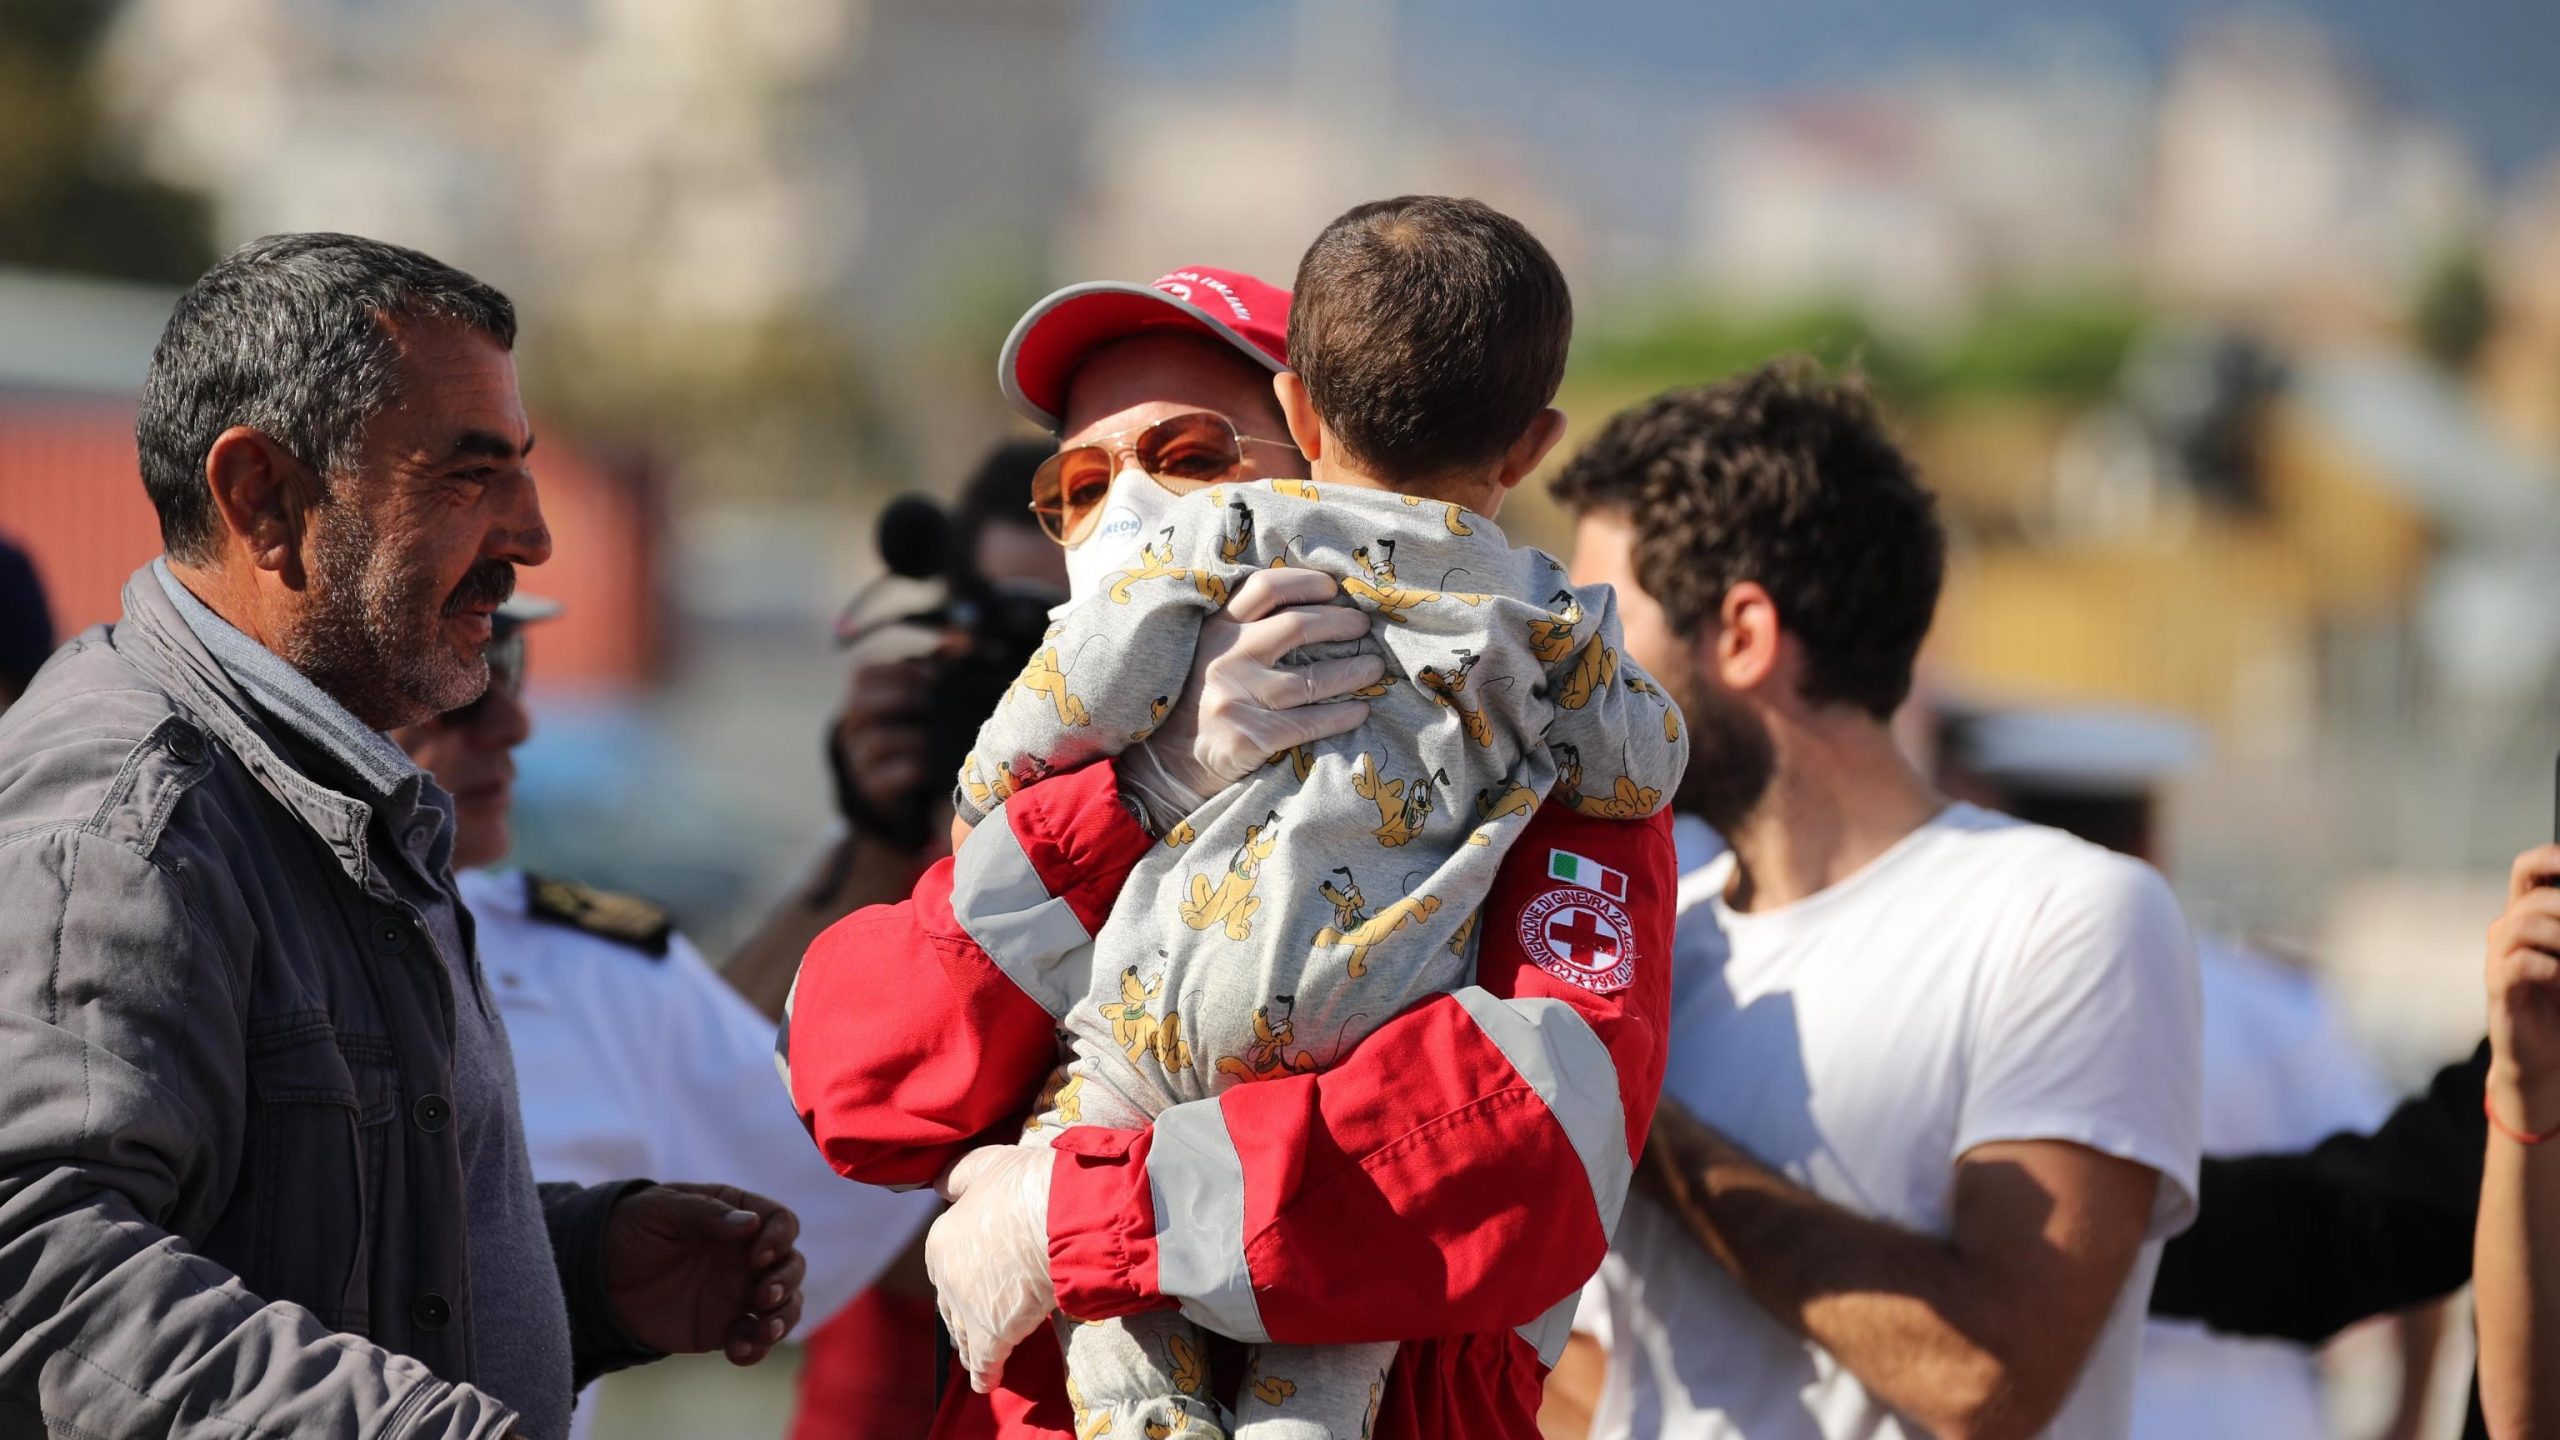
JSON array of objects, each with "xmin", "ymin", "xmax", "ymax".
[{"xmin": 950, "ymin": 195, "xmax": 1688, "ymax": 1440}]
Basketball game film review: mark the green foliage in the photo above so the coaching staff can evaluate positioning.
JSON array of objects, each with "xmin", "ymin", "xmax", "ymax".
[
  {"xmin": 1572, "ymin": 292, "xmax": 2145, "ymax": 406},
  {"xmin": 0, "ymin": 0, "xmax": 214, "ymax": 284},
  {"xmin": 1930, "ymin": 295, "xmax": 2144, "ymax": 398},
  {"xmin": 1573, "ymin": 302, "xmax": 1925, "ymax": 396},
  {"xmin": 2413, "ymin": 245, "xmax": 2494, "ymax": 373}
]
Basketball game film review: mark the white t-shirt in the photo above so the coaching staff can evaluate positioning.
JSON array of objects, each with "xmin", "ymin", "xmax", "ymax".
[
  {"xmin": 2128, "ymin": 939, "xmax": 2392, "ymax": 1440},
  {"xmin": 1586, "ymin": 804, "xmax": 2203, "ymax": 1440}
]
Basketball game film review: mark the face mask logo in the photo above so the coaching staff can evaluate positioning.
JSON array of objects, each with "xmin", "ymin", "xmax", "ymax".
[
  {"xmin": 1093, "ymin": 503, "xmax": 1147, "ymax": 551},
  {"xmin": 1062, "ymin": 469, "xmax": 1179, "ymax": 603}
]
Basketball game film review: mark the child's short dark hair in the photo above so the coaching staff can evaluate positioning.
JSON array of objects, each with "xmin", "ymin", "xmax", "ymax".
[{"xmin": 1289, "ymin": 195, "xmax": 1571, "ymax": 486}]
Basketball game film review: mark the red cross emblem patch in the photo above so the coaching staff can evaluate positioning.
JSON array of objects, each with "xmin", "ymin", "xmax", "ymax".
[{"xmin": 1518, "ymin": 885, "xmax": 1637, "ymax": 993}]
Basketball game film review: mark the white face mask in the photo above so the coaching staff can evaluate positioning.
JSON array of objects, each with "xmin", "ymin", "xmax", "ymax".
[{"xmin": 1061, "ymin": 463, "xmax": 1181, "ymax": 604}]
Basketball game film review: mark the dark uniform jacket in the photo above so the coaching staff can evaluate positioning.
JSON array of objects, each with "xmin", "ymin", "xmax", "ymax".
[{"xmin": 2152, "ymin": 1041, "xmax": 2489, "ymax": 1440}]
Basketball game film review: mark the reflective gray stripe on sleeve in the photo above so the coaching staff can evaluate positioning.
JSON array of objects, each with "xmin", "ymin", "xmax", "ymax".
[
  {"xmin": 1149, "ymin": 1097, "xmax": 1271, "ymax": 1343},
  {"xmin": 1449, "ymin": 987, "xmax": 1632, "ymax": 1240},
  {"xmin": 946, "ymin": 803, "xmax": 1097, "ymax": 1019},
  {"xmin": 1515, "ymin": 1291, "xmax": 1579, "ymax": 1366}
]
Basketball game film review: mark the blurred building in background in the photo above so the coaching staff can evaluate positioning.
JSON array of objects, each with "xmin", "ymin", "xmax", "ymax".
[
  {"xmin": 1062, "ymin": 0, "xmax": 1591, "ymax": 301},
  {"xmin": 1684, "ymin": 57, "xmax": 2151, "ymax": 324},
  {"xmin": 101, "ymin": 0, "xmax": 1091, "ymax": 603},
  {"xmin": 100, "ymin": 0, "xmax": 1087, "ymax": 376},
  {"xmin": 2149, "ymin": 19, "xmax": 2484, "ymax": 323}
]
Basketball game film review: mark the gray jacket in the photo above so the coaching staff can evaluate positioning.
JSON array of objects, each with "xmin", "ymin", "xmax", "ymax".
[{"xmin": 0, "ymin": 567, "xmax": 645, "ymax": 1439}]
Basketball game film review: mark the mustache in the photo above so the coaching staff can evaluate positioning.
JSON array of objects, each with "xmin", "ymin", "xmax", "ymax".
[{"xmin": 443, "ymin": 561, "xmax": 518, "ymax": 616}]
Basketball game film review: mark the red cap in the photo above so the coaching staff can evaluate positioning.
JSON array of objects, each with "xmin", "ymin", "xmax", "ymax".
[{"xmin": 999, "ymin": 267, "xmax": 1290, "ymax": 432}]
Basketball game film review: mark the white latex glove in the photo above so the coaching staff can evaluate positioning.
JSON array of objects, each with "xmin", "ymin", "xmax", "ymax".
[
  {"xmin": 926, "ymin": 1144, "xmax": 1057, "ymax": 1393},
  {"xmin": 1119, "ymin": 567, "xmax": 1385, "ymax": 830}
]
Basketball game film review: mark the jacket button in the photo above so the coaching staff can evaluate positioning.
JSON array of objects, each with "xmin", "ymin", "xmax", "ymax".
[
  {"xmin": 412, "ymin": 1094, "xmax": 451, "ymax": 1132},
  {"xmin": 411, "ymin": 1293, "xmax": 451, "ymax": 1330},
  {"xmin": 165, "ymin": 723, "xmax": 206, "ymax": 766},
  {"xmin": 371, "ymin": 917, "xmax": 408, "ymax": 954}
]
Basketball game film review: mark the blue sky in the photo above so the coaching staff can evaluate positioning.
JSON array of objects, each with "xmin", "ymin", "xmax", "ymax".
[{"xmin": 1101, "ymin": 0, "xmax": 2560, "ymax": 181}]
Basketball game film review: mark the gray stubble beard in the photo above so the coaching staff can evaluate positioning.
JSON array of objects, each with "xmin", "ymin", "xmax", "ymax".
[{"xmin": 286, "ymin": 499, "xmax": 488, "ymax": 731}]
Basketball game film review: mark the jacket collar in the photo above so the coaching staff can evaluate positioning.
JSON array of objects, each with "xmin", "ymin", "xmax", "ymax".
[
  {"xmin": 115, "ymin": 561, "xmax": 401, "ymax": 899},
  {"xmin": 151, "ymin": 558, "xmax": 421, "ymax": 796}
]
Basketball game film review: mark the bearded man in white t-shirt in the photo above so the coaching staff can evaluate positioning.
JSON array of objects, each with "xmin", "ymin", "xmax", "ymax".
[{"xmin": 1546, "ymin": 359, "xmax": 2204, "ymax": 1440}]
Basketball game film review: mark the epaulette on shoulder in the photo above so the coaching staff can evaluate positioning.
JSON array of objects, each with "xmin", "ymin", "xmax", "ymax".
[{"xmin": 524, "ymin": 873, "xmax": 674, "ymax": 959}]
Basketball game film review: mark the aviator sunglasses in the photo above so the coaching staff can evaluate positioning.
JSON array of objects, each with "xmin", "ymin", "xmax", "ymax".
[{"xmin": 1028, "ymin": 411, "xmax": 1300, "ymax": 546}]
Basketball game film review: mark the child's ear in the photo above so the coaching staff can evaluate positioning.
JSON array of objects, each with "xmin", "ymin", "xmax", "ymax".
[
  {"xmin": 1274, "ymin": 371, "xmax": 1325, "ymax": 462},
  {"xmin": 1496, "ymin": 407, "xmax": 1568, "ymax": 490}
]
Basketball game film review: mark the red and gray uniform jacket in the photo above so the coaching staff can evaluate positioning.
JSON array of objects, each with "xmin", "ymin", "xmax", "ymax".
[{"xmin": 780, "ymin": 761, "xmax": 1675, "ymax": 1440}]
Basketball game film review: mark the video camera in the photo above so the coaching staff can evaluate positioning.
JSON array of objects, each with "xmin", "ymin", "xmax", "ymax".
[{"xmin": 830, "ymin": 494, "xmax": 1061, "ymax": 848}]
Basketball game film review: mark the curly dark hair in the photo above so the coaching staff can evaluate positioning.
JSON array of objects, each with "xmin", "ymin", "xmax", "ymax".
[
  {"xmin": 1290, "ymin": 195, "xmax": 1571, "ymax": 486},
  {"xmin": 1550, "ymin": 358, "xmax": 1945, "ymax": 719}
]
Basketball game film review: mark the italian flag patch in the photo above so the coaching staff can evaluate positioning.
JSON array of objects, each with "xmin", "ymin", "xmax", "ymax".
[{"xmin": 1548, "ymin": 849, "xmax": 1628, "ymax": 901}]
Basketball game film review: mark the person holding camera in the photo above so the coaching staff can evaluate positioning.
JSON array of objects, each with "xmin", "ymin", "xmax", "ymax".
[
  {"xmin": 725, "ymin": 441, "xmax": 1068, "ymax": 1024},
  {"xmin": 728, "ymin": 441, "xmax": 1071, "ymax": 1440}
]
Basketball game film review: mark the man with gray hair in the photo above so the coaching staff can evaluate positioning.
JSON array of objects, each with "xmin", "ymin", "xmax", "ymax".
[{"xmin": 0, "ymin": 233, "xmax": 806, "ymax": 1440}]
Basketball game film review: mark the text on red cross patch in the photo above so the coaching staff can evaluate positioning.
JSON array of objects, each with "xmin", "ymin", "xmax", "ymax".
[{"xmin": 1517, "ymin": 885, "xmax": 1637, "ymax": 993}]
